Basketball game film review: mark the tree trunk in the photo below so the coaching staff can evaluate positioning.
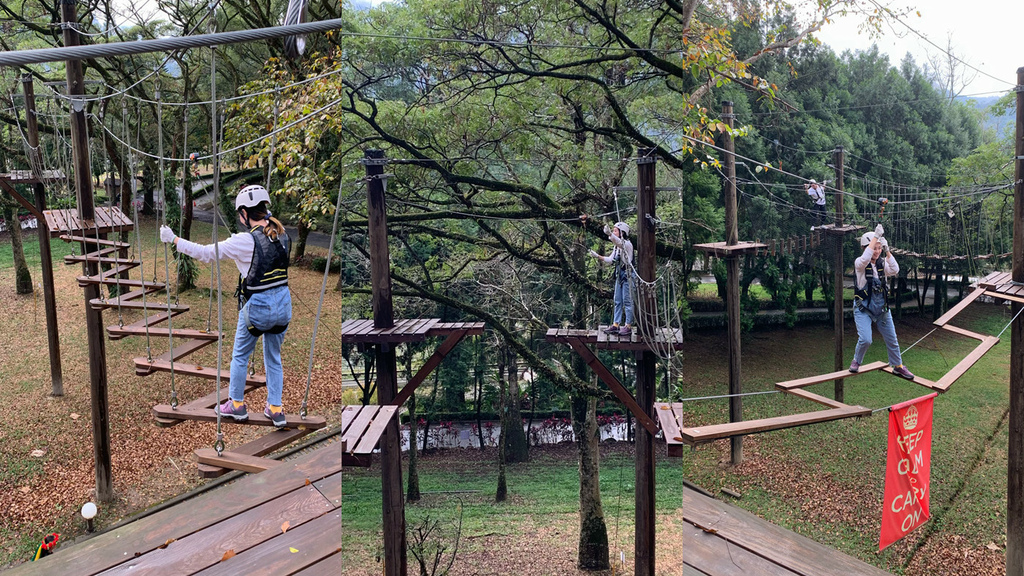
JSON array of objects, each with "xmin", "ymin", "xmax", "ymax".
[
  {"xmin": 502, "ymin": 344, "xmax": 529, "ymax": 463},
  {"xmin": 571, "ymin": 392, "xmax": 609, "ymax": 570},
  {"xmin": 496, "ymin": 364, "xmax": 508, "ymax": 502},
  {"xmin": 293, "ymin": 219, "xmax": 311, "ymax": 260},
  {"xmin": 8, "ymin": 206, "xmax": 33, "ymax": 294},
  {"xmin": 407, "ymin": 392, "xmax": 421, "ymax": 502}
]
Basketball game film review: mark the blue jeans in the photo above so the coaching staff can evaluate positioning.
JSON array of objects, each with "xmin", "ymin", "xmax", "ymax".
[
  {"xmin": 613, "ymin": 273, "xmax": 634, "ymax": 326},
  {"xmin": 853, "ymin": 305, "xmax": 902, "ymax": 367},
  {"xmin": 230, "ymin": 286, "xmax": 292, "ymax": 406}
]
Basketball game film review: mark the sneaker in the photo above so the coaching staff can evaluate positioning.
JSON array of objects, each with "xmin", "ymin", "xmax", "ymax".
[
  {"xmin": 892, "ymin": 365, "xmax": 915, "ymax": 381},
  {"xmin": 216, "ymin": 399, "xmax": 248, "ymax": 422},
  {"xmin": 264, "ymin": 404, "xmax": 287, "ymax": 428},
  {"xmin": 849, "ymin": 361, "xmax": 860, "ymax": 373},
  {"xmin": 602, "ymin": 325, "xmax": 620, "ymax": 334},
  {"xmin": 618, "ymin": 325, "xmax": 632, "ymax": 336}
]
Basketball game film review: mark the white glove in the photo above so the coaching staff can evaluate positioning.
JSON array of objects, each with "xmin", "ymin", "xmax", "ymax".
[
  {"xmin": 588, "ymin": 249, "xmax": 599, "ymax": 258},
  {"xmin": 603, "ymin": 224, "xmax": 610, "ymax": 236},
  {"xmin": 874, "ymin": 224, "xmax": 884, "ymax": 238},
  {"xmin": 159, "ymin": 225, "xmax": 176, "ymax": 244},
  {"xmin": 878, "ymin": 237, "xmax": 889, "ymax": 250}
]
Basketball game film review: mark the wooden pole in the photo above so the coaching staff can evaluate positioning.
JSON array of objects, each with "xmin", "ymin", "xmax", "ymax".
[
  {"xmin": 1007, "ymin": 67, "xmax": 1024, "ymax": 576},
  {"xmin": 832, "ymin": 146, "xmax": 845, "ymax": 402},
  {"xmin": 62, "ymin": 0, "xmax": 113, "ymax": 502},
  {"xmin": 634, "ymin": 148, "xmax": 657, "ymax": 576},
  {"xmin": 721, "ymin": 101, "xmax": 742, "ymax": 464},
  {"xmin": 365, "ymin": 149, "xmax": 406, "ymax": 576},
  {"xmin": 20, "ymin": 74, "xmax": 63, "ymax": 397}
]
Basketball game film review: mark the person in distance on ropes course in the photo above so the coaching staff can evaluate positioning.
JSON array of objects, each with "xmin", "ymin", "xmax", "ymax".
[
  {"xmin": 850, "ymin": 224, "xmax": 914, "ymax": 380},
  {"xmin": 806, "ymin": 178, "xmax": 827, "ymax": 230},
  {"xmin": 589, "ymin": 221, "xmax": 634, "ymax": 336},
  {"xmin": 159, "ymin": 184, "xmax": 293, "ymax": 427}
]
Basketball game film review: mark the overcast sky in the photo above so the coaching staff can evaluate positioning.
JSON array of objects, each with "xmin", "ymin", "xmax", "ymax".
[{"xmin": 815, "ymin": 2, "xmax": 1022, "ymax": 97}]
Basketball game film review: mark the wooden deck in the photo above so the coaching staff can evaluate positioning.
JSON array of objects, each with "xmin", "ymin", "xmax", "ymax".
[
  {"xmin": 679, "ymin": 485, "xmax": 892, "ymax": 575},
  {"xmin": 4, "ymin": 442, "xmax": 341, "ymax": 576},
  {"xmin": 42, "ymin": 206, "xmax": 134, "ymax": 237},
  {"xmin": 341, "ymin": 405, "xmax": 399, "ymax": 467},
  {"xmin": 545, "ymin": 325, "xmax": 685, "ymax": 351},
  {"xmin": 341, "ymin": 318, "xmax": 485, "ymax": 343}
]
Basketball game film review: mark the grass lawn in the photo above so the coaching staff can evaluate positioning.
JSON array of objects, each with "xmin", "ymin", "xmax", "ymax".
[
  {"xmin": 343, "ymin": 304, "xmax": 1013, "ymax": 575},
  {"xmin": 0, "ymin": 216, "xmax": 344, "ymax": 569}
]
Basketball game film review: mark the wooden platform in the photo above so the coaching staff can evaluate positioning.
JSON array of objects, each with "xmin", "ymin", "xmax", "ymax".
[
  {"xmin": 678, "ymin": 485, "xmax": 892, "ymax": 575},
  {"xmin": 692, "ymin": 240, "xmax": 767, "ymax": 257},
  {"xmin": 341, "ymin": 404, "xmax": 400, "ymax": 467},
  {"xmin": 3, "ymin": 442, "xmax": 341, "ymax": 576},
  {"xmin": 0, "ymin": 169, "xmax": 65, "ymax": 185},
  {"xmin": 545, "ymin": 326, "xmax": 685, "ymax": 351},
  {"xmin": 43, "ymin": 206, "xmax": 134, "ymax": 237}
]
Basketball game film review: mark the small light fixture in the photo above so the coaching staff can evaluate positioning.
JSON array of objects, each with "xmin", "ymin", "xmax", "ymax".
[{"xmin": 81, "ymin": 502, "xmax": 97, "ymax": 533}]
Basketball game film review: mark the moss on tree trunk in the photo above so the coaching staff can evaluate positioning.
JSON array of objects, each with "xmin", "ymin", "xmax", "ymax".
[{"xmin": 8, "ymin": 206, "xmax": 33, "ymax": 294}]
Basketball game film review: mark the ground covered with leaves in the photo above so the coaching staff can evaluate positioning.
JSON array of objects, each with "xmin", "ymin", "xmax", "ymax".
[
  {"xmin": 0, "ymin": 219, "xmax": 344, "ymax": 569},
  {"xmin": 344, "ymin": 304, "xmax": 1013, "ymax": 575}
]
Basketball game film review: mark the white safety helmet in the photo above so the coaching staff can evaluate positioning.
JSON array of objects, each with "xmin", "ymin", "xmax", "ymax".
[
  {"xmin": 614, "ymin": 222, "xmax": 630, "ymax": 236},
  {"xmin": 860, "ymin": 231, "xmax": 875, "ymax": 247},
  {"xmin": 809, "ymin": 178, "xmax": 817, "ymax": 184},
  {"xmin": 235, "ymin": 184, "xmax": 271, "ymax": 211}
]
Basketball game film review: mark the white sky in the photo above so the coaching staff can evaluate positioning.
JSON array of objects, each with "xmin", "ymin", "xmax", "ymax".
[{"xmin": 814, "ymin": 1, "xmax": 1023, "ymax": 96}]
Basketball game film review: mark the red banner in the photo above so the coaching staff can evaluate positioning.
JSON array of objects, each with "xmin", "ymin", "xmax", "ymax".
[{"xmin": 879, "ymin": 392, "xmax": 937, "ymax": 551}]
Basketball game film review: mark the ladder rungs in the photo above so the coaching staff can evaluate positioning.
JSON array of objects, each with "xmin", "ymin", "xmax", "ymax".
[
  {"xmin": 79, "ymin": 276, "xmax": 166, "ymax": 289},
  {"xmin": 155, "ymin": 380, "xmax": 266, "ymax": 427},
  {"xmin": 135, "ymin": 358, "xmax": 267, "ymax": 384},
  {"xmin": 107, "ymin": 326, "xmax": 220, "ymax": 340},
  {"xmin": 65, "ymin": 255, "xmax": 140, "ymax": 265},
  {"xmin": 151, "ymin": 405, "xmax": 327, "ymax": 429},
  {"xmin": 107, "ymin": 310, "xmax": 187, "ymax": 341},
  {"xmin": 98, "ymin": 263, "xmax": 139, "ymax": 278},
  {"xmin": 90, "ymin": 299, "xmax": 189, "ymax": 312},
  {"xmin": 60, "ymin": 234, "xmax": 130, "ymax": 248}
]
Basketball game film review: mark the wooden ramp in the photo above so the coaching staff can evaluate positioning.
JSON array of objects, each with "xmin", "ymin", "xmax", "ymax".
[
  {"xmin": 341, "ymin": 404, "xmax": 399, "ymax": 467},
  {"xmin": 680, "ymin": 485, "xmax": 891, "ymax": 575},
  {"xmin": 2, "ymin": 442, "xmax": 341, "ymax": 576}
]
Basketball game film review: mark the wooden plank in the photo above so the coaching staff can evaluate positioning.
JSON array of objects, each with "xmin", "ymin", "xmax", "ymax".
[
  {"xmin": 107, "ymin": 325, "xmax": 220, "ymax": 340},
  {"xmin": 932, "ymin": 336, "xmax": 1001, "ymax": 391},
  {"xmin": 107, "ymin": 310, "xmax": 188, "ymax": 341},
  {"xmin": 91, "ymin": 299, "xmax": 190, "ymax": 313},
  {"xmin": 191, "ymin": 509, "xmax": 341, "ymax": 576},
  {"xmin": 292, "ymin": 556, "xmax": 342, "ymax": 576},
  {"xmin": 428, "ymin": 320, "xmax": 484, "ymax": 337},
  {"xmin": 195, "ymin": 448, "xmax": 283, "ymax": 474},
  {"xmin": 655, "ymin": 403, "xmax": 683, "ymax": 443},
  {"xmin": 985, "ymin": 290, "xmax": 1024, "ymax": 304},
  {"xmin": 92, "ymin": 486, "xmax": 332, "ymax": 576},
  {"xmin": 60, "ymin": 234, "xmax": 130, "ymax": 248},
  {"xmin": 934, "ymin": 288, "xmax": 986, "ymax": 326},
  {"xmin": 313, "ymin": 472, "xmax": 342, "ymax": 508},
  {"xmin": 82, "ymin": 277, "xmax": 165, "ymax": 289},
  {"xmin": 941, "ymin": 323, "xmax": 991, "ymax": 342},
  {"xmin": 198, "ymin": 428, "xmax": 311, "ymax": 477},
  {"xmin": 878, "ymin": 366, "xmax": 941, "ymax": 390},
  {"xmin": 136, "ymin": 359, "xmax": 268, "ymax": 383},
  {"xmin": 682, "ymin": 488, "xmax": 893, "ymax": 576},
  {"xmin": 680, "ymin": 521, "xmax": 800, "ymax": 576},
  {"xmin": 784, "ymin": 388, "xmax": 849, "ymax": 409},
  {"xmin": 775, "ymin": 361, "xmax": 886, "ymax": 389},
  {"xmin": 4, "ymin": 445, "xmax": 340, "ymax": 576},
  {"xmin": 65, "ymin": 255, "xmax": 139, "ymax": 265},
  {"xmin": 154, "ymin": 338, "xmax": 216, "ymax": 363},
  {"xmin": 341, "ymin": 405, "xmax": 377, "ymax": 449},
  {"xmin": 99, "ymin": 263, "xmax": 139, "ymax": 278},
  {"xmin": 353, "ymin": 405, "xmax": 399, "ymax": 454},
  {"xmin": 565, "ymin": 337, "xmax": 660, "ymax": 435},
  {"xmin": 341, "ymin": 405, "xmax": 360, "ymax": 435},
  {"xmin": 679, "ymin": 406, "xmax": 870, "ymax": 445},
  {"xmin": 152, "ymin": 405, "xmax": 327, "ymax": 429}
]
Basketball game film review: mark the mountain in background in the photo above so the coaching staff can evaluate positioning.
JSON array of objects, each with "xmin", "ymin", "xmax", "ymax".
[{"xmin": 960, "ymin": 94, "xmax": 1014, "ymax": 136}]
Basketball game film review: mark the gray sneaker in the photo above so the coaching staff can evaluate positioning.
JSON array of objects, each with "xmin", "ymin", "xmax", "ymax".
[
  {"xmin": 849, "ymin": 361, "xmax": 860, "ymax": 373},
  {"xmin": 216, "ymin": 399, "xmax": 248, "ymax": 422},
  {"xmin": 264, "ymin": 403, "xmax": 287, "ymax": 427},
  {"xmin": 892, "ymin": 365, "xmax": 915, "ymax": 381}
]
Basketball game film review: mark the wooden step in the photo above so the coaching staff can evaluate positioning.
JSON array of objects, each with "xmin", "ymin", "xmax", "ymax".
[
  {"xmin": 155, "ymin": 380, "xmax": 266, "ymax": 427},
  {"xmin": 197, "ymin": 428, "xmax": 312, "ymax": 477},
  {"xmin": 135, "ymin": 358, "xmax": 268, "ymax": 384},
  {"xmin": 107, "ymin": 325, "xmax": 220, "ymax": 340},
  {"xmin": 65, "ymin": 255, "xmax": 140, "ymax": 266},
  {"xmin": 151, "ymin": 404, "xmax": 327, "ymax": 429},
  {"xmin": 194, "ymin": 448, "xmax": 283, "ymax": 474},
  {"xmin": 135, "ymin": 339, "xmax": 216, "ymax": 375},
  {"xmin": 60, "ymin": 234, "xmax": 130, "ymax": 248},
  {"xmin": 79, "ymin": 275, "xmax": 166, "ymax": 289},
  {"xmin": 107, "ymin": 310, "xmax": 188, "ymax": 341},
  {"xmin": 98, "ymin": 263, "xmax": 139, "ymax": 278},
  {"xmin": 90, "ymin": 298, "xmax": 189, "ymax": 312}
]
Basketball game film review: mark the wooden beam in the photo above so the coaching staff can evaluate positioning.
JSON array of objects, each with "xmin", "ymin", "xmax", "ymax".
[
  {"xmin": 941, "ymin": 323, "xmax": 992, "ymax": 342},
  {"xmin": 784, "ymin": 388, "xmax": 850, "ymax": 409},
  {"xmin": 678, "ymin": 405, "xmax": 870, "ymax": 446},
  {"xmin": 194, "ymin": 448, "xmax": 282, "ymax": 474},
  {"xmin": 0, "ymin": 179, "xmax": 45, "ymax": 221},
  {"xmin": 152, "ymin": 405, "xmax": 327, "ymax": 429},
  {"xmin": 932, "ymin": 336, "xmax": 1001, "ymax": 391},
  {"xmin": 934, "ymin": 288, "xmax": 986, "ymax": 326},
  {"xmin": 564, "ymin": 336, "xmax": 659, "ymax": 435},
  {"xmin": 775, "ymin": 361, "xmax": 886, "ymax": 389},
  {"xmin": 198, "ymin": 428, "xmax": 312, "ymax": 477},
  {"xmin": 391, "ymin": 329, "xmax": 468, "ymax": 407}
]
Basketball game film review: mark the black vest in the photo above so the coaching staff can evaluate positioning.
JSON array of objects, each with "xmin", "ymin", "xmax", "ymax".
[
  {"xmin": 240, "ymin": 226, "xmax": 290, "ymax": 301},
  {"xmin": 854, "ymin": 263, "xmax": 888, "ymax": 314}
]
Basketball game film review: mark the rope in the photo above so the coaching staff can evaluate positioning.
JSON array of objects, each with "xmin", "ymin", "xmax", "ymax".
[
  {"xmin": 676, "ymin": 390, "xmax": 780, "ymax": 402},
  {"xmin": 997, "ymin": 304, "xmax": 1024, "ymax": 339},
  {"xmin": 157, "ymin": 82, "xmax": 178, "ymax": 409},
  {"xmin": 301, "ymin": 176, "xmax": 346, "ymax": 418},
  {"xmin": 209, "ymin": 6, "xmax": 225, "ymax": 458}
]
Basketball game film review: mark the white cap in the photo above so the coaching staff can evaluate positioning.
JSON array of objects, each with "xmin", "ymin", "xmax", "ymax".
[
  {"xmin": 235, "ymin": 185, "xmax": 271, "ymax": 211},
  {"xmin": 614, "ymin": 222, "xmax": 630, "ymax": 235}
]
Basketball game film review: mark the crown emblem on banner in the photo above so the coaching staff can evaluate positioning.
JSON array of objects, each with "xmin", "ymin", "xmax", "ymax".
[{"xmin": 903, "ymin": 405, "xmax": 919, "ymax": 430}]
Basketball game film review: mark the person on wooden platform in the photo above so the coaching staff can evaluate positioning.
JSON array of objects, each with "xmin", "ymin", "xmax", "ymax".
[
  {"xmin": 805, "ymin": 178, "xmax": 827, "ymax": 230},
  {"xmin": 159, "ymin": 184, "xmax": 293, "ymax": 426},
  {"xmin": 850, "ymin": 224, "xmax": 914, "ymax": 380},
  {"xmin": 589, "ymin": 221, "xmax": 634, "ymax": 336}
]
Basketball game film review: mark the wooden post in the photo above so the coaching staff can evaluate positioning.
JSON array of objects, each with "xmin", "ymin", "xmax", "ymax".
[
  {"xmin": 1007, "ymin": 67, "xmax": 1024, "ymax": 576},
  {"xmin": 62, "ymin": 0, "xmax": 113, "ymax": 502},
  {"xmin": 721, "ymin": 101, "xmax": 742, "ymax": 464},
  {"xmin": 832, "ymin": 145, "xmax": 845, "ymax": 403},
  {"xmin": 634, "ymin": 148, "xmax": 657, "ymax": 576},
  {"xmin": 364, "ymin": 149, "xmax": 406, "ymax": 576},
  {"xmin": 20, "ymin": 75, "xmax": 63, "ymax": 397}
]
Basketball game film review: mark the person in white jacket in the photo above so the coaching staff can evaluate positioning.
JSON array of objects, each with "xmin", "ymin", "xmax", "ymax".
[
  {"xmin": 806, "ymin": 179, "xmax": 827, "ymax": 230},
  {"xmin": 849, "ymin": 224, "xmax": 914, "ymax": 380},
  {"xmin": 589, "ymin": 221, "xmax": 634, "ymax": 336}
]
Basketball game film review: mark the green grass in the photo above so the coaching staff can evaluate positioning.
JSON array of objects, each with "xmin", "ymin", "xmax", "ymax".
[{"xmin": 0, "ymin": 230, "xmax": 77, "ymax": 270}]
